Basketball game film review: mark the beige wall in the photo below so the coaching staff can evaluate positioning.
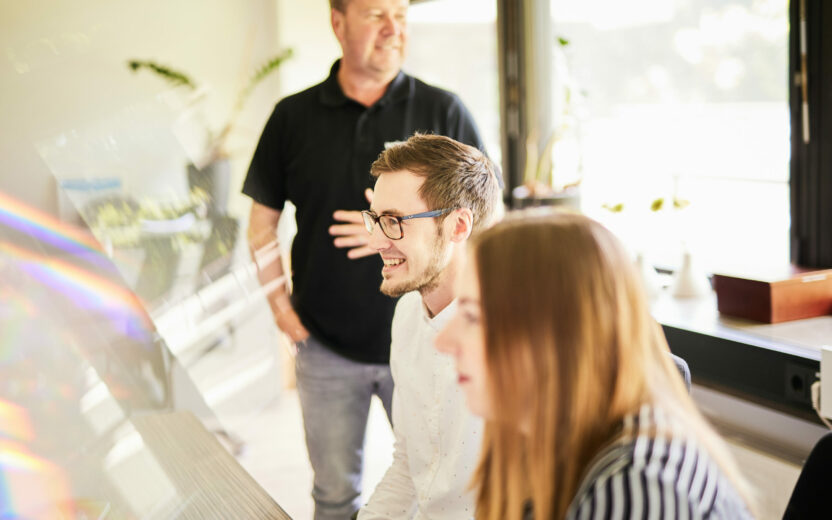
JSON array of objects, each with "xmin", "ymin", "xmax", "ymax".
[
  {"xmin": 275, "ymin": 1, "xmax": 341, "ymax": 97},
  {"xmin": 0, "ymin": 0, "xmax": 496, "ymax": 218},
  {"xmin": 0, "ymin": 0, "xmax": 282, "ymax": 217}
]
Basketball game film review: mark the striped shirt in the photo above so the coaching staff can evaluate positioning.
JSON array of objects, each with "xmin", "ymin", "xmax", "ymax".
[
  {"xmin": 525, "ymin": 405, "xmax": 753, "ymax": 519},
  {"xmin": 565, "ymin": 405, "xmax": 752, "ymax": 519}
]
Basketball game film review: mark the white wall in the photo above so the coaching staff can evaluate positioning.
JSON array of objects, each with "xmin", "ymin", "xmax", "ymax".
[
  {"xmin": 0, "ymin": 0, "xmax": 282, "ymax": 218},
  {"xmin": 275, "ymin": 0, "xmax": 342, "ymax": 97}
]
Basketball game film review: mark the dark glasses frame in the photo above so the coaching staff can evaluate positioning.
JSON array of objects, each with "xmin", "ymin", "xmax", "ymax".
[{"xmin": 361, "ymin": 208, "xmax": 455, "ymax": 240}]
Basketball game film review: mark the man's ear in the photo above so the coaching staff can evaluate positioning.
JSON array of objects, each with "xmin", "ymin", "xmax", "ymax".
[
  {"xmin": 447, "ymin": 208, "xmax": 474, "ymax": 243},
  {"xmin": 331, "ymin": 9, "xmax": 345, "ymax": 44}
]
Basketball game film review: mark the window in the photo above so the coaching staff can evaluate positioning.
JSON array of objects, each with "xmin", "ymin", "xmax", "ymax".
[{"xmin": 551, "ymin": 0, "xmax": 790, "ymax": 273}]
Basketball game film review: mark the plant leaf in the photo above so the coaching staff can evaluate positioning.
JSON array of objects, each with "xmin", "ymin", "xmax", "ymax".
[
  {"xmin": 673, "ymin": 197, "xmax": 690, "ymax": 210},
  {"xmin": 650, "ymin": 197, "xmax": 664, "ymax": 212},
  {"xmin": 234, "ymin": 48, "xmax": 294, "ymax": 112},
  {"xmin": 127, "ymin": 60, "xmax": 198, "ymax": 90}
]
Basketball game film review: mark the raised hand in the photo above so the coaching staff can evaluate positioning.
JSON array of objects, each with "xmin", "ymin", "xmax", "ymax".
[{"xmin": 329, "ymin": 188, "xmax": 377, "ymax": 260}]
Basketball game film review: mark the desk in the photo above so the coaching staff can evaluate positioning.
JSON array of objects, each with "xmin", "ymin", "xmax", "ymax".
[
  {"xmin": 652, "ymin": 290, "xmax": 831, "ymax": 460},
  {"xmin": 653, "ymin": 291, "xmax": 830, "ymax": 421},
  {"xmin": 131, "ymin": 411, "xmax": 293, "ymax": 519}
]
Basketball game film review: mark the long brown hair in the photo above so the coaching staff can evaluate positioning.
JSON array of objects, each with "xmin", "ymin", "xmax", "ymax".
[{"xmin": 470, "ymin": 210, "xmax": 753, "ymax": 519}]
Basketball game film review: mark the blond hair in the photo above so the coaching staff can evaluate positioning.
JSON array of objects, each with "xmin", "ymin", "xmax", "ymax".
[
  {"xmin": 370, "ymin": 133, "xmax": 502, "ymax": 233},
  {"xmin": 330, "ymin": 0, "xmax": 348, "ymax": 12},
  {"xmin": 470, "ymin": 210, "xmax": 754, "ymax": 520}
]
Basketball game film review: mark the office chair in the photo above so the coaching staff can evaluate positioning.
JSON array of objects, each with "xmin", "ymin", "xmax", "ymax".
[
  {"xmin": 671, "ymin": 353, "xmax": 692, "ymax": 392},
  {"xmin": 782, "ymin": 432, "xmax": 832, "ymax": 519}
]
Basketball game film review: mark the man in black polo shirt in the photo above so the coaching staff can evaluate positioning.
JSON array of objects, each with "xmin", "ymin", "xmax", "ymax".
[{"xmin": 243, "ymin": 0, "xmax": 485, "ymax": 518}]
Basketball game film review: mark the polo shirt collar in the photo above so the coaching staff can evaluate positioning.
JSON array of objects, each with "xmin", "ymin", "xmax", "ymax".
[
  {"xmin": 381, "ymin": 68, "xmax": 410, "ymax": 106},
  {"xmin": 320, "ymin": 59, "xmax": 411, "ymax": 108}
]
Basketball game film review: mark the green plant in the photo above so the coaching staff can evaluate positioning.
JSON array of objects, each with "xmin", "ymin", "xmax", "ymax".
[
  {"xmin": 127, "ymin": 61, "xmax": 199, "ymax": 89},
  {"xmin": 522, "ymin": 36, "xmax": 584, "ymax": 196},
  {"xmin": 648, "ymin": 196, "xmax": 690, "ymax": 212},
  {"xmin": 522, "ymin": 131, "xmax": 583, "ymax": 198},
  {"xmin": 84, "ymin": 186, "xmax": 213, "ymax": 248},
  {"xmin": 602, "ymin": 176, "xmax": 690, "ymax": 215},
  {"xmin": 127, "ymin": 48, "xmax": 293, "ymax": 163}
]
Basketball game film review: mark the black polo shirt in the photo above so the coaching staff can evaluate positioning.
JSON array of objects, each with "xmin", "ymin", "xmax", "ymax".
[{"xmin": 242, "ymin": 60, "xmax": 484, "ymax": 364}]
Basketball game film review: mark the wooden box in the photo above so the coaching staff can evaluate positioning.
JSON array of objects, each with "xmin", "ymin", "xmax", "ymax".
[{"xmin": 713, "ymin": 267, "xmax": 832, "ymax": 323}]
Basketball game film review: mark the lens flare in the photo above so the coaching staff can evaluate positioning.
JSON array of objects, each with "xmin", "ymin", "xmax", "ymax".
[
  {"xmin": 0, "ymin": 191, "xmax": 110, "ymax": 271},
  {"xmin": 0, "ymin": 401, "xmax": 33, "ymax": 444},
  {"xmin": 0, "ymin": 241, "xmax": 153, "ymax": 343},
  {"xmin": 0, "ymin": 403, "xmax": 71, "ymax": 520}
]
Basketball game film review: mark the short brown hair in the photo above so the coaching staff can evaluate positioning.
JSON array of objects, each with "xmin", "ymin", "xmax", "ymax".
[
  {"xmin": 330, "ymin": 0, "xmax": 348, "ymax": 12},
  {"xmin": 370, "ymin": 133, "xmax": 502, "ymax": 233}
]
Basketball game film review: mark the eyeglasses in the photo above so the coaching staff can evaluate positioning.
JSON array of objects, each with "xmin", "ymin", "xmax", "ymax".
[{"xmin": 361, "ymin": 208, "xmax": 455, "ymax": 240}]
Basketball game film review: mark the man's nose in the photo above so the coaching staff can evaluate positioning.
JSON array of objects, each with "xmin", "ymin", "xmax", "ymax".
[
  {"xmin": 367, "ymin": 222, "xmax": 392, "ymax": 251},
  {"xmin": 381, "ymin": 13, "xmax": 403, "ymax": 36}
]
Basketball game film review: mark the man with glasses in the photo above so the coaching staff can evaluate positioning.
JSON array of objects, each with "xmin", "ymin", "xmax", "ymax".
[
  {"xmin": 357, "ymin": 134, "xmax": 502, "ymax": 520},
  {"xmin": 242, "ymin": 1, "xmax": 486, "ymax": 518}
]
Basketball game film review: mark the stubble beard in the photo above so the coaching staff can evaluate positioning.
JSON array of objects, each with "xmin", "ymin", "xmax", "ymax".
[{"xmin": 380, "ymin": 228, "xmax": 448, "ymax": 298}]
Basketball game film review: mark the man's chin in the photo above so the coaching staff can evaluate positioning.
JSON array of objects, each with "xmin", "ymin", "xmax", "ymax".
[
  {"xmin": 380, "ymin": 280, "xmax": 409, "ymax": 298},
  {"xmin": 371, "ymin": 56, "xmax": 403, "ymax": 75},
  {"xmin": 379, "ymin": 272, "xmax": 441, "ymax": 299}
]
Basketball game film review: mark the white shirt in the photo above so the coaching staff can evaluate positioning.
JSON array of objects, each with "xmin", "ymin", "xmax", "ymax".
[{"xmin": 359, "ymin": 292, "xmax": 483, "ymax": 520}]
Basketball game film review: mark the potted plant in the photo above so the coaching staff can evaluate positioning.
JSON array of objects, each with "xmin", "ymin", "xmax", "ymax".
[
  {"xmin": 511, "ymin": 130, "xmax": 582, "ymax": 210},
  {"xmin": 127, "ymin": 49, "xmax": 292, "ymax": 215},
  {"xmin": 601, "ymin": 184, "xmax": 704, "ymax": 298},
  {"xmin": 512, "ymin": 36, "xmax": 583, "ymax": 211}
]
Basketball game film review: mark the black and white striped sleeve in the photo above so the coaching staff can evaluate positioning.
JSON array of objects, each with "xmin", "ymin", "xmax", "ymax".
[{"xmin": 566, "ymin": 441, "xmax": 752, "ymax": 519}]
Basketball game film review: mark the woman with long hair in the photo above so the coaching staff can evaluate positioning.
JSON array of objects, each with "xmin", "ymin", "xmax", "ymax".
[{"xmin": 435, "ymin": 211, "xmax": 754, "ymax": 519}]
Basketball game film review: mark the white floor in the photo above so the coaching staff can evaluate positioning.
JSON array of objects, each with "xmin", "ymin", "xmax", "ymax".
[
  {"xmin": 168, "ymin": 299, "xmax": 395, "ymax": 520},
  {"xmin": 234, "ymin": 389, "xmax": 394, "ymax": 520}
]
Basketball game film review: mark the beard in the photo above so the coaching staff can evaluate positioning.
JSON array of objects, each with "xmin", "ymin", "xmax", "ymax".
[{"xmin": 380, "ymin": 227, "xmax": 449, "ymax": 298}]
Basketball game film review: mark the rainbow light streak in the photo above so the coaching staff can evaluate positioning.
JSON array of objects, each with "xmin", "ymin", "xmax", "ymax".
[
  {"xmin": 0, "ymin": 191, "xmax": 112, "ymax": 272},
  {"xmin": 0, "ymin": 290, "xmax": 35, "ymax": 363},
  {"xmin": 0, "ymin": 241, "xmax": 154, "ymax": 344},
  {"xmin": 0, "ymin": 401, "xmax": 33, "ymax": 444},
  {"xmin": 0, "ymin": 440, "xmax": 71, "ymax": 519}
]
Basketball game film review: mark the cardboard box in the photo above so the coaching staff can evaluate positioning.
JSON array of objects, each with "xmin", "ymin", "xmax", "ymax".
[{"xmin": 713, "ymin": 267, "xmax": 832, "ymax": 323}]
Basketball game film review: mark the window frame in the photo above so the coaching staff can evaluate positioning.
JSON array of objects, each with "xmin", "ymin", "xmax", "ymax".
[{"xmin": 790, "ymin": 0, "xmax": 832, "ymax": 268}]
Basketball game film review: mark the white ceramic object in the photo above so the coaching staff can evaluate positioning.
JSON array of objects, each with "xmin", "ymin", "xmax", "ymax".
[{"xmin": 671, "ymin": 250, "xmax": 711, "ymax": 297}]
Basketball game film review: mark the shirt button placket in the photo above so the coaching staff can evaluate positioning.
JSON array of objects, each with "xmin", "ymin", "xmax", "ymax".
[{"xmin": 356, "ymin": 109, "xmax": 372, "ymax": 148}]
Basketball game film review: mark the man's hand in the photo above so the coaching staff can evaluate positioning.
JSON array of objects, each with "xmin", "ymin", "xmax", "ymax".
[
  {"xmin": 249, "ymin": 202, "xmax": 309, "ymax": 343},
  {"xmin": 330, "ymin": 188, "xmax": 377, "ymax": 260},
  {"xmin": 275, "ymin": 307, "xmax": 310, "ymax": 343}
]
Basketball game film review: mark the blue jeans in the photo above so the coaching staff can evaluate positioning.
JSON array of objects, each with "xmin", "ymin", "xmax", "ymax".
[{"xmin": 295, "ymin": 336, "xmax": 394, "ymax": 520}]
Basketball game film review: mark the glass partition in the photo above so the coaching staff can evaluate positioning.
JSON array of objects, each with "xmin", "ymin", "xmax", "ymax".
[
  {"xmin": 0, "ymin": 189, "xmax": 287, "ymax": 517},
  {"xmin": 2, "ymin": 1, "xmax": 289, "ymax": 514}
]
